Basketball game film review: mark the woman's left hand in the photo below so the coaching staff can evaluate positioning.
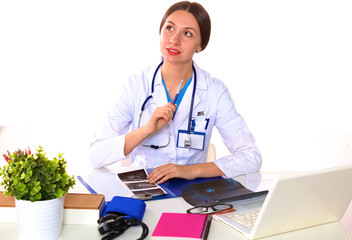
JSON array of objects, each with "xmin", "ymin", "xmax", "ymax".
[{"xmin": 147, "ymin": 163, "xmax": 198, "ymax": 184}]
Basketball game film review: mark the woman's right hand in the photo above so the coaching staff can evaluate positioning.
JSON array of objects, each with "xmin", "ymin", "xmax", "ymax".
[
  {"xmin": 143, "ymin": 102, "xmax": 176, "ymax": 135},
  {"xmin": 124, "ymin": 102, "xmax": 176, "ymax": 156}
]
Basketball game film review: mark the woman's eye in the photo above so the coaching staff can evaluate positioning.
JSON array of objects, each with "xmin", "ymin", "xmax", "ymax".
[
  {"xmin": 185, "ymin": 31, "xmax": 192, "ymax": 37},
  {"xmin": 166, "ymin": 26, "xmax": 174, "ymax": 31}
]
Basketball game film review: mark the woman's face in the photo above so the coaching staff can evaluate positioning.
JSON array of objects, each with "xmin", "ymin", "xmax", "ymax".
[{"xmin": 160, "ymin": 10, "xmax": 202, "ymax": 65}]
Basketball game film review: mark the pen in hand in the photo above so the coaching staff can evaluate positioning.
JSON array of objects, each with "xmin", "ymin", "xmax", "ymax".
[{"xmin": 172, "ymin": 80, "xmax": 184, "ymax": 104}]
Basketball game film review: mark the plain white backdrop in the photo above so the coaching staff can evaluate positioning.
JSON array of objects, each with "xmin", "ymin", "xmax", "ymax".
[{"xmin": 1, "ymin": 0, "xmax": 351, "ymax": 174}]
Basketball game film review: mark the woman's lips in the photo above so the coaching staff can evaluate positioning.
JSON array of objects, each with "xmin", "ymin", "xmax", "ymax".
[{"xmin": 166, "ymin": 48, "xmax": 181, "ymax": 55}]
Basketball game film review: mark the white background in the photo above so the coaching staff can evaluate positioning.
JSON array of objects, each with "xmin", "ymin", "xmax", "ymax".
[{"xmin": 1, "ymin": 0, "xmax": 351, "ymax": 174}]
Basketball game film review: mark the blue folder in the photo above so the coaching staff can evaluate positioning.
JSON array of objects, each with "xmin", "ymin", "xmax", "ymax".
[
  {"xmin": 150, "ymin": 176, "xmax": 223, "ymax": 201},
  {"xmin": 78, "ymin": 170, "xmax": 223, "ymax": 202},
  {"xmin": 145, "ymin": 168, "xmax": 223, "ymax": 201}
]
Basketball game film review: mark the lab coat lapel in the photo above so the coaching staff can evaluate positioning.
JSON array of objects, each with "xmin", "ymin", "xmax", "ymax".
[
  {"xmin": 151, "ymin": 72, "xmax": 168, "ymax": 107},
  {"xmin": 151, "ymin": 72, "xmax": 179, "ymax": 130}
]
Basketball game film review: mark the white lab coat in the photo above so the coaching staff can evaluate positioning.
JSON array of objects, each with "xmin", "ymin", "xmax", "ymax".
[{"xmin": 89, "ymin": 62, "xmax": 262, "ymax": 178}]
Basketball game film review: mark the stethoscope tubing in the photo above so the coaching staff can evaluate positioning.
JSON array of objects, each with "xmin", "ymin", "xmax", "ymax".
[{"xmin": 187, "ymin": 64, "xmax": 197, "ymax": 134}]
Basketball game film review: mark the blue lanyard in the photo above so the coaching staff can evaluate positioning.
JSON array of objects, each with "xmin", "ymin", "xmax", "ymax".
[{"xmin": 141, "ymin": 61, "xmax": 197, "ymax": 135}]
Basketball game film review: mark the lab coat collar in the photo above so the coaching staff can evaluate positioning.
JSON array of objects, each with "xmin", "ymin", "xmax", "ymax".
[
  {"xmin": 193, "ymin": 62, "xmax": 207, "ymax": 91},
  {"xmin": 150, "ymin": 62, "xmax": 207, "ymax": 99}
]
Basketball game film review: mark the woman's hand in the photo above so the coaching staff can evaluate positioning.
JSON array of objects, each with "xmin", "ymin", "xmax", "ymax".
[
  {"xmin": 124, "ymin": 102, "xmax": 176, "ymax": 156},
  {"xmin": 143, "ymin": 102, "xmax": 176, "ymax": 135},
  {"xmin": 147, "ymin": 162, "xmax": 224, "ymax": 184},
  {"xmin": 147, "ymin": 163, "xmax": 198, "ymax": 184}
]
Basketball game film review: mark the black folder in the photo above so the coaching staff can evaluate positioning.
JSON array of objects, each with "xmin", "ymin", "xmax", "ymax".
[{"xmin": 181, "ymin": 178, "xmax": 268, "ymax": 206}]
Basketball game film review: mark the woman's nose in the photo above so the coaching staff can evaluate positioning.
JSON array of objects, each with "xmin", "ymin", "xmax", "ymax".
[{"xmin": 169, "ymin": 32, "xmax": 181, "ymax": 45}]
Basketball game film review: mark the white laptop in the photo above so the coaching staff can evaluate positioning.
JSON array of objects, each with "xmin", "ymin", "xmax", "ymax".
[{"xmin": 213, "ymin": 164, "xmax": 352, "ymax": 239}]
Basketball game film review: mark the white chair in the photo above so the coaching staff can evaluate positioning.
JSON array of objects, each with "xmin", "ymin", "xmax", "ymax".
[{"xmin": 206, "ymin": 143, "xmax": 216, "ymax": 162}]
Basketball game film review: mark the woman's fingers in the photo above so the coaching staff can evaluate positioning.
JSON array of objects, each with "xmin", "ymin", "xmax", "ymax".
[
  {"xmin": 146, "ymin": 103, "xmax": 176, "ymax": 133},
  {"xmin": 148, "ymin": 164, "xmax": 196, "ymax": 184},
  {"xmin": 157, "ymin": 103, "xmax": 176, "ymax": 121}
]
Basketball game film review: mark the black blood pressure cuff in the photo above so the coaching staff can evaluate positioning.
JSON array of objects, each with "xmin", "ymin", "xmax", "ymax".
[
  {"xmin": 98, "ymin": 196, "xmax": 148, "ymax": 240},
  {"xmin": 102, "ymin": 196, "xmax": 146, "ymax": 220}
]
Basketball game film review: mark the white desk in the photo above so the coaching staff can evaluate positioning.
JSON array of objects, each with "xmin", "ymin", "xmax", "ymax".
[
  {"xmin": 0, "ymin": 197, "xmax": 348, "ymax": 240},
  {"xmin": 0, "ymin": 171, "xmax": 350, "ymax": 240}
]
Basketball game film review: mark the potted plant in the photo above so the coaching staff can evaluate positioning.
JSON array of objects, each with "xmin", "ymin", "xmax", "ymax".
[{"xmin": 0, "ymin": 146, "xmax": 75, "ymax": 240}]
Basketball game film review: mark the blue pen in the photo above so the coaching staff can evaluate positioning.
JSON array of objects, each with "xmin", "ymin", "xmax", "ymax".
[
  {"xmin": 205, "ymin": 116, "xmax": 210, "ymax": 130},
  {"xmin": 191, "ymin": 117, "xmax": 196, "ymax": 132},
  {"xmin": 172, "ymin": 80, "xmax": 184, "ymax": 104}
]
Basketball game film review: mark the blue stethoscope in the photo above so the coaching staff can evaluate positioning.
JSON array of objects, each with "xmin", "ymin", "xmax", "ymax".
[{"xmin": 138, "ymin": 61, "xmax": 197, "ymax": 149}]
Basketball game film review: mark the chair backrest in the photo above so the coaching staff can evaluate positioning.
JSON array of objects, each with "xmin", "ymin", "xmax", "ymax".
[{"xmin": 206, "ymin": 143, "xmax": 216, "ymax": 162}]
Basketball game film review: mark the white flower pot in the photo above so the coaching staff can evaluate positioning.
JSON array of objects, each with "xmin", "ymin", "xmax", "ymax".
[{"xmin": 15, "ymin": 197, "xmax": 64, "ymax": 240}]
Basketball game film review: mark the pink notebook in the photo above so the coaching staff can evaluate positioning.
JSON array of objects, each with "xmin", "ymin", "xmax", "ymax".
[{"xmin": 152, "ymin": 212, "xmax": 211, "ymax": 239}]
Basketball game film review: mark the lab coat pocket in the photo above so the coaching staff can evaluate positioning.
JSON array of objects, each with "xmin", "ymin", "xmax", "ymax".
[{"xmin": 194, "ymin": 121, "xmax": 206, "ymax": 132}]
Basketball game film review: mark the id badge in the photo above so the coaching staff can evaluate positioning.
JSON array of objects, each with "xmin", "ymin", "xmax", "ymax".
[{"xmin": 176, "ymin": 130, "xmax": 205, "ymax": 150}]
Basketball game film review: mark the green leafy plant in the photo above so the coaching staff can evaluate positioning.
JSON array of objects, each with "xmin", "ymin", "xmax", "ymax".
[{"xmin": 0, "ymin": 146, "xmax": 75, "ymax": 202}]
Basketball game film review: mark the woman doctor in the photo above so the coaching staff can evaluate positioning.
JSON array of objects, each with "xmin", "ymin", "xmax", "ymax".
[{"xmin": 89, "ymin": 1, "xmax": 262, "ymax": 184}]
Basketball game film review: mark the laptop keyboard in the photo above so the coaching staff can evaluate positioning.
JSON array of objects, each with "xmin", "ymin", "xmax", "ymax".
[{"xmin": 226, "ymin": 209, "xmax": 260, "ymax": 229}]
